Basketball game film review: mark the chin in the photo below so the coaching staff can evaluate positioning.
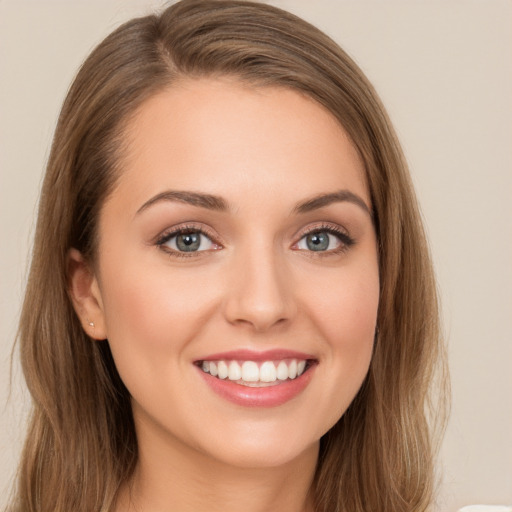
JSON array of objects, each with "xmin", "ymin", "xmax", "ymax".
[{"xmin": 205, "ymin": 435, "xmax": 320, "ymax": 470}]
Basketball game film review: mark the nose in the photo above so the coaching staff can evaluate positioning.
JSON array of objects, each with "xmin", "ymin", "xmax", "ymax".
[{"xmin": 223, "ymin": 244, "xmax": 297, "ymax": 332}]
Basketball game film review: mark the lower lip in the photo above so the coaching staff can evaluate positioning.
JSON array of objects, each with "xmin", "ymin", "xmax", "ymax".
[{"xmin": 196, "ymin": 364, "xmax": 316, "ymax": 407}]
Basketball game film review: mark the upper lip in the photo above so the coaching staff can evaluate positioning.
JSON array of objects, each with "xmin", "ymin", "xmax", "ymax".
[{"xmin": 196, "ymin": 349, "xmax": 317, "ymax": 362}]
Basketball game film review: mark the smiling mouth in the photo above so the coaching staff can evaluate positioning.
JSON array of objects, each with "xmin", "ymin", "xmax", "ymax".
[{"xmin": 196, "ymin": 358, "xmax": 315, "ymax": 387}]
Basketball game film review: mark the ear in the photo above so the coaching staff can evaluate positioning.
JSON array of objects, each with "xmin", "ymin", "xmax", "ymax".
[{"xmin": 67, "ymin": 248, "xmax": 108, "ymax": 340}]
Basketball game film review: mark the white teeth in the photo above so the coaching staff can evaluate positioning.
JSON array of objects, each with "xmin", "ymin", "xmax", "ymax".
[
  {"xmin": 228, "ymin": 361, "xmax": 242, "ymax": 381},
  {"xmin": 276, "ymin": 361, "xmax": 288, "ymax": 381},
  {"xmin": 241, "ymin": 361, "xmax": 259, "ymax": 382},
  {"xmin": 217, "ymin": 361, "xmax": 228, "ymax": 379},
  {"xmin": 288, "ymin": 359, "xmax": 297, "ymax": 379},
  {"xmin": 200, "ymin": 358, "xmax": 310, "ymax": 384},
  {"xmin": 260, "ymin": 361, "xmax": 277, "ymax": 382}
]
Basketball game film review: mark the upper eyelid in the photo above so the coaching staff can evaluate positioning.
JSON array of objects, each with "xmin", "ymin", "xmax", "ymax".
[
  {"xmin": 155, "ymin": 223, "xmax": 221, "ymax": 246},
  {"xmin": 154, "ymin": 220, "xmax": 353, "ymax": 248},
  {"xmin": 293, "ymin": 221, "xmax": 351, "ymax": 240},
  {"xmin": 299, "ymin": 224, "xmax": 346, "ymax": 235}
]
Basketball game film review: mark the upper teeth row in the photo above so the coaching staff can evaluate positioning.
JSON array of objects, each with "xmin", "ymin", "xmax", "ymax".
[{"xmin": 201, "ymin": 359, "xmax": 307, "ymax": 383}]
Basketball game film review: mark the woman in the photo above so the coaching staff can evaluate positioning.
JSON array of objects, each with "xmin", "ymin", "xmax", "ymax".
[{"xmin": 9, "ymin": 1, "xmax": 447, "ymax": 511}]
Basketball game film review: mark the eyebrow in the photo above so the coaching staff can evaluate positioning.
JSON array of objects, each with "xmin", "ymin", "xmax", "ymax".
[
  {"xmin": 136, "ymin": 188, "xmax": 371, "ymax": 218},
  {"xmin": 293, "ymin": 190, "xmax": 372, "ymax": 218},
  {"xmin": 136, "ymin": 190, "xmax": 229, "ymax": 215}
]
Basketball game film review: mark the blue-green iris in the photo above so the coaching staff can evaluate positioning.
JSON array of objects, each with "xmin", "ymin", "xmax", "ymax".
[
  {"xmin": 306, "ymin": 232, "xmax": 329, "ymax": 251},
  {"xmin": 176, "ymin": 232, "xmax": 201, "ymax": 251}
]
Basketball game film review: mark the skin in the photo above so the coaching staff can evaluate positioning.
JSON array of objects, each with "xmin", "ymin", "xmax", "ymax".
[{"xmin": 69, "ymin": 78, "xmax": 380, "ymax": 512}]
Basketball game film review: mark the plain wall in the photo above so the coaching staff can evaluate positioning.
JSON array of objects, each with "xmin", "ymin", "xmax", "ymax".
[{"xmin": 1, "ymin": 1, "xmax": 511, "ymax": 510}]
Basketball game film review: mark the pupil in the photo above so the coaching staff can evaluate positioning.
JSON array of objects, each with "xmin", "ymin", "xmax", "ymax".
[
  {"xmin": 176, "ymin": 232, "xmax": 201, "ymax": 251},
  {"xmin": 306, "ymin": 232, "xmax": 329, "ymax": 251}
]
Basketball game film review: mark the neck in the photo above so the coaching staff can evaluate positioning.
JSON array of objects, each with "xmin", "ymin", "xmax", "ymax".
[{"xmin": 116, "ymin": 423, "xmax": 318, "ymax": 512}]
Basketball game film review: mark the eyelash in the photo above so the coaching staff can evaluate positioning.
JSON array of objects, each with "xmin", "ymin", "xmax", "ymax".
[
  {"xmin": 155, "ymin": 223, "xmax": 220, "ymax": 259},
  {"xmin": 155, "ymin": 222, "xmax": 355, "ymax": 258},
  {"xmin": 297, "ymin": 223, "xmax": 355, "ymax": 257}
]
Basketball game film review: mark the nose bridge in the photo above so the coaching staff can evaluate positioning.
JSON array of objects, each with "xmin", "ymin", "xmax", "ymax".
[{"xmin": 223, "ymin": 237, "xmax": 295, "ymax": 331}]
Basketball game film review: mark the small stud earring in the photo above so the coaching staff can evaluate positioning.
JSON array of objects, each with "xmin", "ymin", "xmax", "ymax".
[{"xmin": 88, "ymin": 320, "xmax": 95, "ymax": 327}]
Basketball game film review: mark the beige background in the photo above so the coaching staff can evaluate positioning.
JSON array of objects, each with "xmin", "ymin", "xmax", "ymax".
[{"xmin": 1, "ymin": 1, "xmax": 511, "ymax": 510}]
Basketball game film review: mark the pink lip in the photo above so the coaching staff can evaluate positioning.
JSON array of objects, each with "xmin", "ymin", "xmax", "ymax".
[
  {"xmin": 195, "ymin": 360, "xmax": 317, "ymax": 408},
  {"xmin": 196, "ymin": 349, "xmax": 316, "ymax": 362}
]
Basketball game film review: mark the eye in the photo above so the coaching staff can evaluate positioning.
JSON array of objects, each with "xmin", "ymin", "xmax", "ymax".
[
  {"xmin": 157, "ymin": 227, "xmax": 220, "ymax": 254},
  {"xmin": 297, "ymin": 231, "xmax": 340, "ymax": 252},
  {"xmin": 294, "ymin": 226, "xmax": 355, "ymax": 254}
]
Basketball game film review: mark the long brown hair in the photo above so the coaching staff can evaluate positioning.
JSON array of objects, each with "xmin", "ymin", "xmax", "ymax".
[{"xmin": 9, "ymin": 1, "xmax": 448, "ymax": 511}]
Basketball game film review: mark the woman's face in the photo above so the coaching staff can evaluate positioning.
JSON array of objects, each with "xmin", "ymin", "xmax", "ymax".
[{"xmin": 85, "ymin": 79, "xmax": 379, "ymax": 469}]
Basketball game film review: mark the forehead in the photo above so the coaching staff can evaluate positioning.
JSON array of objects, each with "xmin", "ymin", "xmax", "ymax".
[{"xmin": 112, "ymin": 78, "xmax": 369, "ymax": 212}]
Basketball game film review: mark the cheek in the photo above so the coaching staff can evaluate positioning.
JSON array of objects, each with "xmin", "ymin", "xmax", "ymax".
[
  {"xmin": 297, "ymin": 258, "xmax": 379, "ymax": 421},
  {"xmin": 98, "ymin": 253, "xmax": 221, "ymax": 362},
  {"xmin": 308, "ymin": 262, "xmax": 379, "ymax": 351}
]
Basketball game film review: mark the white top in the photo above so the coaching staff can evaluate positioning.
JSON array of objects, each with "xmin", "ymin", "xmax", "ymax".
[{"xmin": 458, "ymin": 507, "xmax": 512, "ymax": 512}]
